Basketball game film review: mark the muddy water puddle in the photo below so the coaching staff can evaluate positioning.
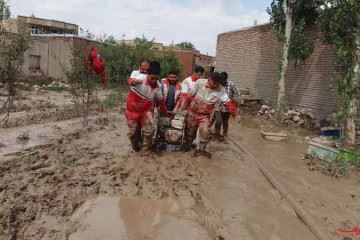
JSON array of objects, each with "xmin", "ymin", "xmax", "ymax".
[
  {"xmin": 0, "ymin": 124, "xmax": 61, "ymax": 157},
  {"xmin": 69, "ymin": 196, "xmax": 211, "ymax": 240},
  {"xmin": 0, "ymin": 113, "xmax": 120, "ymax": 158}
]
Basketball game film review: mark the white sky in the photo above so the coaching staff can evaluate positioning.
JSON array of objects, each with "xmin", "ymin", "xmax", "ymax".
[{"xmin": 8, "ymin": 0, "xmax": 270, "ymax": 55}]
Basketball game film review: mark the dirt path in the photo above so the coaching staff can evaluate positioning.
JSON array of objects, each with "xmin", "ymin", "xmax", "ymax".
[
  {"xmin": 0, "ymin": 114, "xmax": 319, "ymax": 240},
  {"xmin": 231, "ymin": 115, "xmax": 360, "ymax": 240}
]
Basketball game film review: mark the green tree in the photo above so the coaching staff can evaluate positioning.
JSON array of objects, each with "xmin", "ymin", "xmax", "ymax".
[
  {"xmin": 174, "ymin": 41, "xmax": 196, "ymax": 50},
  {"xmin": 100, "ymin": 42, "xmax": 135, "ymax": 86},
  {"xmin": 133, "ymin": 36, "xmax": 155, "ymax": 62},
  {"xmin": 267, "ymin": 0, "xmax": 318, "ymax": 115},
  {"xmin": 97, "ymin": 33, "xmax": 117, "ymax": 44},
  {"xmin": 317, "ymin": 0, "xmax": 360, "ymax": 146},
  {"xmin": 155, "ymin": 51, "xmax": 184, "ymax": 78},
  {"xmin": 104, "ymin": 35, "xmax": 116, "ymax": 44},
  {"xmin": 100, "ymin": 36, "xmax": 183, "ymax": 86},
  {"xmin": 0, "ymin": 0, "xmax": 10, "ymax": 32}
]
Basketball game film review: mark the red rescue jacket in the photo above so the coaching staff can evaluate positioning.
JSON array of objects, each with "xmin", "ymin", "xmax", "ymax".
[{"xmin": 88, "ymin": 47, "xmax": 107, "ymax": 84}]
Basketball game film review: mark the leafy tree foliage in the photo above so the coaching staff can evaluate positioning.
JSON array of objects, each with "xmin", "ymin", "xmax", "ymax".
[
  {"xmin": 174, "ymin": 41, "xmax": 196, "ymax": 50},
  {"xmin": 155, "ymin": 51, "xmax": 183, "ymax": 78},
  {"xmin": 100, "ymin": 37, "xmax": 183, "ymax": 86},
  {"xmin": 0, "ymin": 0, "xmax": 10, "ymax": 24},
  {"xmin": 268, "ymin": 0, "xmax": 319, "ymax": 65},
  {"xmin": 317, "ymin": 0, "xmax": 360, "ymax": 145}
]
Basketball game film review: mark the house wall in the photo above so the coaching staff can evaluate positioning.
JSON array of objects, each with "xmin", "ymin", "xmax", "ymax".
[
  {"xmin": 216, "ymin": 23, "xmax": 339, "ymax": 119},
  {"xmin": 22, "ymin": 36, "xmax": 74, "ymax": 80}
]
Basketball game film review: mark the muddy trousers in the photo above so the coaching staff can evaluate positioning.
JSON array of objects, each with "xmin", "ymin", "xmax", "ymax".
[
  {"xmin": 214, "ymin": 111, "xmax": 231, "ymax": 137},
  {"xmin": 125, "ymin": 111, "xmax": 155, "ymax": 151},
  {"xmin": 186, "ymin": 112, "xmax": 210, "ymax": 151}
]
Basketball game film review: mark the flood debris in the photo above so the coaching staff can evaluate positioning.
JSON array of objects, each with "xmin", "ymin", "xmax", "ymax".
[
  {"xmin": 260, "ymin": 130, "xmax": 288, "ymax": 141},
  {"xmin": 304, "ymin": 136, "xmax": 360, "ymax": 177}
]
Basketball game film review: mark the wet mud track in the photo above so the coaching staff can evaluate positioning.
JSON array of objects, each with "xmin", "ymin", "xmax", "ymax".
[{"xmin": 0, "ymin": 115, "xmax": 318, "ymax": 240}]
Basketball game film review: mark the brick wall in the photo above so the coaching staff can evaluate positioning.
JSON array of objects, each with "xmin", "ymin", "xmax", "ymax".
[
  {"xmin": 216, "ymin": 24, "xmax": 339, "ymax": 119},
  {"xmin": 173, "ymin": 51, "xmax": 197, "ymax": 79}
]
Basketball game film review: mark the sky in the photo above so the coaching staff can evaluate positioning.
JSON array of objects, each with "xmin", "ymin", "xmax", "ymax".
[{"xmin": 7, "ymin": 0, "xmax": 271, "ymax": 56}]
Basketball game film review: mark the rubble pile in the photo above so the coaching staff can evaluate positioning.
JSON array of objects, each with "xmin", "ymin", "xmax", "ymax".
[
  {"xmin": 258, "ymin": 105, "xmax": 317, "ymax": 128},
  {"xmin": 257, "ymin": 105, "xmax": 276, "ymax": 119},
  {"xmin": 283, "ymin": 108, "xmax": 316, "ymax": 128}
]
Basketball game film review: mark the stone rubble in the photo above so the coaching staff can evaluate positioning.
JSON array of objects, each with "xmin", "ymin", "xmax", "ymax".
[{"xmin": 257, "ymin": 105, "xmax": 317, "ymax": 128}]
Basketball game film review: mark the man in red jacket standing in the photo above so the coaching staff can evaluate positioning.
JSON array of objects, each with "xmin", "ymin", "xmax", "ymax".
[
  {"xmin": 186, "ymin": 72, "xmax": 237, "ymax": 158},
  {"xmin": 125, "ymin": 61, "xmax": 170, "ymax": 154},
  {"xmin": 177, "ymin": 66, "xmax": 205, "ymax": 111}
]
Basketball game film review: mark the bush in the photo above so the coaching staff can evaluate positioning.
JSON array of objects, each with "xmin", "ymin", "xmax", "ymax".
[{"xmin": 99, "ymin": 37, "xmax": 183, "ymax": 86}]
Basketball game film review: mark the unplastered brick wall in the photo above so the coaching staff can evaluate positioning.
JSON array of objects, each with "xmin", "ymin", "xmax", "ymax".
[{"xmin": 216, "ymin": 23, "xmax": 340, "ymax": 120}]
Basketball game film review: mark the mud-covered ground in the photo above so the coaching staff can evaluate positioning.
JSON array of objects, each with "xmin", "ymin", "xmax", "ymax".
[
  {"xmin": 0, "ymin": 85, "xmax": 120, "ymax": 128},
  {"xmin": 0, "ymin": 114, "xmax": 317, "ymax": 240},
  {"xmin": 0, "ymin": 88, "xmax": 359, "ymax": 240}
]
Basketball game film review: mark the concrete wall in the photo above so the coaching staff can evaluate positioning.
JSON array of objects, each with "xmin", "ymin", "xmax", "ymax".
[
  {"xmin": 216, "ymin": 24, "xmax": 339, "ymax": 119},
  {"xmin": 21, "ymin": 36, "xmax": 99, "ymax": 81},
  {"xmin": 22, "ymin": 36, "xmax": 74, "ymax": 80}
]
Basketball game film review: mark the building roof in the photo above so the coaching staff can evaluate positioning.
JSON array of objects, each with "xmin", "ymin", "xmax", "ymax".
[
  {"xmin": 29, "ymin": 34, "xmax": 100, "ymax": 43},
  {"xmin": 18, "ymin": 15, "xmax": 78, "ymax": 29}
]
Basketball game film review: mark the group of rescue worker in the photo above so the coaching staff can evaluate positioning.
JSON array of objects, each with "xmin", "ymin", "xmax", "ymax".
[{"xmin": 125, "ymin": 59, "xmax": 240, "ymax": 158}]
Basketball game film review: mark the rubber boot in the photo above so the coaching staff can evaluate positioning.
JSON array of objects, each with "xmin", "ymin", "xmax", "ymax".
[
  {"xmin": 129, "ymin": 128, "xmax": 141, "ymax": 152},
  {"xmin": 142, "ymin": 133, "xmax": 152, "ymax": 156},
  {"xmin": 194, "ymin": 142, "xmax": 212, "ymax": 159}
]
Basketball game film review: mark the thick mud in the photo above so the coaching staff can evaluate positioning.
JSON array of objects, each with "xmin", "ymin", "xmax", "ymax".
[
  {"xmin": 232, "ymin": 115, "xmax": 360, "ymax": 240},
  {"xmin": 0, "ymin": 113, "xmax": 319, "ymax": 240},
  {"xmin": 0, "ymin": 89, "xmax": 116, "ymax": 128},
  {"xmin": 1, "ymin": 93, "xmax": 359, "ymax": 240}
]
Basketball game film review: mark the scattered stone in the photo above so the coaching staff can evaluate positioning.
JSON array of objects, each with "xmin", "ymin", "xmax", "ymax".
[
  {"xmin": 287, "ymin": 110, "xmax": 296, "ymax": 115},
  {"xmin": 261, "ymin": 105, "xmax": 270, "ymax": 111},
  {"xmin": 297, "ymin": 119, "xmax": 305, "ymax": 125},
  {"xmin": 293, "ymin": 116, "xmax": 300, "ymax": 122},
  {"xmin": 257, "ymin": 105, "xmax": 276, "ymax": 118},
  {"xmin": 308, "ymin": 112, "xmax": 315, "ymax": 119}
]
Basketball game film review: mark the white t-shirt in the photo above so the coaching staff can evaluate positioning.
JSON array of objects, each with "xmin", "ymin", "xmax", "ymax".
[
  {"xmin": 181, "ymin": 76, "xmax": 197, "ymax": 95},
  {"xmin": 191, "ymin": 79, "xmax": 230, "ymax": 104},
  {"xmin": 130, "ymin": 70, "xmax": 147, "ymax": 82}
]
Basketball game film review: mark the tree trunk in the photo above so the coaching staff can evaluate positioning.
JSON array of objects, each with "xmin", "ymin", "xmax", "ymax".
[
  {"xmin": 345, "ymin": 34, "xmax": 360, "ymax": 146},
  {"xmin": 277, "ymin": 0, "xmax": 294, "ymax": 115}
]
